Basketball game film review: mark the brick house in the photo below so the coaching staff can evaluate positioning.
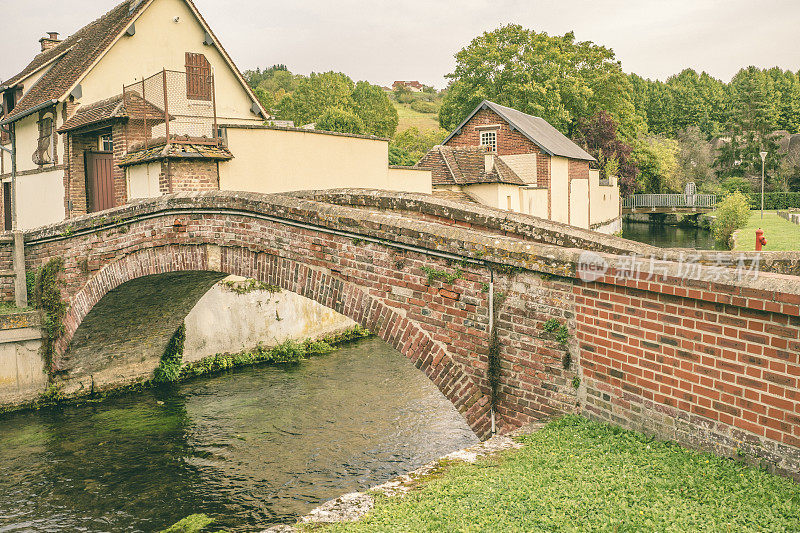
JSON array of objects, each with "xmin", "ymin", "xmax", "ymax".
[
  {"xmin": 0, "ymin": 0, "xmax": 429, "ymax": 231},
  {"xmin": 416, "ymin": 100, "xmax": 621, "ymax": 233}
]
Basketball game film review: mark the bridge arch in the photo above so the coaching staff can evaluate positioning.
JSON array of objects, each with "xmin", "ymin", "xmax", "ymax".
[{"xmin": 57, "ymin": 243, "xmax": 491, "ymax": 437}]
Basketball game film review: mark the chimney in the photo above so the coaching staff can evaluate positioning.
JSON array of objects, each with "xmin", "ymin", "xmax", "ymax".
[
  {"xmin": 485, "ymin": 153, "xmax": 494, "ymax": 174},
  {"xmin": 39, "ymin": 32, "xmax": 61, "ymax": 52}
]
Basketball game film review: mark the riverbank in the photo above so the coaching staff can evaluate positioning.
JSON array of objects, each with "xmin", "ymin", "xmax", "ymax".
[
  {"xmin": 734, "ymin": 210, "xmax": 800, "ymax": 251},
  {"xmin": 0, "ymin": 324, "xmax": 371, "ymax": 416},
  {"xmin": 287, "ymin": 416, "xmax": 800, "ymax": 531}
]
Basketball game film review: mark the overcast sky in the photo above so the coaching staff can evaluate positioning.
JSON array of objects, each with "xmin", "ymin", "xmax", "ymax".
[{"xmin": 2, "ymin": 0, "xmax": 799, "ymax": 88}]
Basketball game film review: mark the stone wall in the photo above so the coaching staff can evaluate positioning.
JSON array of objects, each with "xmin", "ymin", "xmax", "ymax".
[
  {"xmin": 0, "ymin": 312, "xmax": 44, "ymax": 405},
  {"xmin": 183, "ymin": 277, "xmax": 356, "ymax": 363}
]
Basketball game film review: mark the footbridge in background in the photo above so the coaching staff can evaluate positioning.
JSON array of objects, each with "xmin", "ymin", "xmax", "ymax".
[
  {"xmin": 2, "ymin": 189, "xmax": 799, "ymax": 477},
  {"xmin": 622, "ymin": 193, "xmax": 717, "ymax": 214}
]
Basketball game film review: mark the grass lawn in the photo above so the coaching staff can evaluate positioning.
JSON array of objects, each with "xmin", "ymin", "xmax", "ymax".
[
  {"xmin": 734, "ymin": 210, "xmax": 800, "ymax": 251},
  {"xmin": 321, "ymin": 416, "xmax": 800, "ymax": 532},
  {"xmin": 393, "ymin": 102, "xmax": 441, "ymax": 132}
]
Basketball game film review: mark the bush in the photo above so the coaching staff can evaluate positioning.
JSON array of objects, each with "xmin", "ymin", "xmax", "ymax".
[
  {"xmin": 713, "ymin": 191, "xmax": 751, "ymax": 248},
  {"xmin": 315, "ymin": 107, "xmax": 365, "ymax": 135},
  {"xmin": 410, "ymin": 100, "xmax": 439, "ymax": 114}
]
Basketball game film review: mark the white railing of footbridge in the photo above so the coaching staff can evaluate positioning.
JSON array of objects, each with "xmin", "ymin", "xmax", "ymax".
[{"xmin": 622, "ymin": 194, "xmax": 717, "ymax": 210}]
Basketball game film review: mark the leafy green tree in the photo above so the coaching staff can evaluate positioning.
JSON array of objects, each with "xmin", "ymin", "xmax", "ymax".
[
  {"xmin": 633, "ymin": 135, "xmax": 680, "ymax": 193},
  {"xmin": 277, "ymin": 71, "xmax": 355, "ymax": 127},
  {"xmin": 768, "ymin": 68, "xmax": 800, "ymax": 133},
  {"xmin": 438, "ymin": 25, "xmax": 643, "ymax": 140},
  {"xmin": 315, "ymin": 107, "xmax": 365, "ymax": 135},
  {"xmin": 351, "ymin": 81, "xmax": 398, "ymax": 137}
]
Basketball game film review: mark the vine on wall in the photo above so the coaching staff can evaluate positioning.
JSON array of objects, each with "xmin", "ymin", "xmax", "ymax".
[{"xmin": 34, "ymin": 257, "xmax": 67, "ymax": 378}]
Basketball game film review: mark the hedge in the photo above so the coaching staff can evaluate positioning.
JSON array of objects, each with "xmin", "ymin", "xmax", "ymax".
[{"xmin": 740, "ymin": 192, "xmax": 800, "ymax": 210}]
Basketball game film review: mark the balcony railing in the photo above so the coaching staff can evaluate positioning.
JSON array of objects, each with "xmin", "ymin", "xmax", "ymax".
[{"xmin": 122, "ymin": 69, "xmax": 218, "ymax": 151}]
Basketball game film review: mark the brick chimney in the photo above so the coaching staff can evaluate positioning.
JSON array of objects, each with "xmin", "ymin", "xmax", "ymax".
[{"xmin": 39, "ymin": 32, "xmax": 61, "ymax": 52}]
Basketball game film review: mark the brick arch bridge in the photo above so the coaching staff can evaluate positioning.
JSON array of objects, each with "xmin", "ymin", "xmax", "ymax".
[{"xmin": 12, "ymin": 191, "xmax": 800, "ymax": 474}]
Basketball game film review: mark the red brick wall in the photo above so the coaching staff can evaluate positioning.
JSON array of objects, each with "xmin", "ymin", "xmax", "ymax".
[
  {"xmin": 65, "ymin": 134, "xmax": 96, "ymax": 217},
  {"xmin": 166, "ymin": 159, "xmax": 219, "ymax": 193},
  {"xmin": 569, "ymin": 159, "xmax": 589, "ymax": 180},
  {"xmin": 575, "ymin": 273, "xmax": 800, "ymax": 475},
  {"xmin": 445, "ymin": 108, "xmax": 551, "ymax": 188}
]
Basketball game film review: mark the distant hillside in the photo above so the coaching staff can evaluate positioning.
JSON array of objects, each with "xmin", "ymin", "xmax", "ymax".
[{"xmin": 393, "ymin": 101, "xmax": 441, "ymax": 132}]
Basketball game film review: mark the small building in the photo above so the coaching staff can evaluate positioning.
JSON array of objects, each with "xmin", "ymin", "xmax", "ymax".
[
  {"xmin": 416, "ymin": 100, "xmax": 621, "ymax": 233},
  {"xmin": 392, "ymin": 81, "xmax": 424, "ymax": 93},
  {"xmin": 0, "ymin": 0, "xmax": 429, "ymax": 230}
]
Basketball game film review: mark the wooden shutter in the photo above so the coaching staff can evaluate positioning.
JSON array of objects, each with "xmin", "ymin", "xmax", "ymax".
[{"xmin": 185, "ymin": 52, "xmax": 212, "ymax": 100}]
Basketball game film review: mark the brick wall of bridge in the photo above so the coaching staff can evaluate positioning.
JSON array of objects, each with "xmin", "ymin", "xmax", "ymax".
[{"xmin": 12, "ymin": 193, "xmax": 800, "ymax": 476}]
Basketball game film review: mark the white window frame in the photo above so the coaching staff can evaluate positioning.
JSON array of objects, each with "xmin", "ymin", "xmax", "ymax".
[
  {"xmin": 480, "ymin": 130, "xmax": 497, "ymax": 153},
  {"xmin": 99, "ymin": 133, "xmax": 114, "ymax": 152}
]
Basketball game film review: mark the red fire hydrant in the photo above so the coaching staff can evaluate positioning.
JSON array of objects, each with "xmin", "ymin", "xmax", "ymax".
[{"xmin": 755, "ymin": 229, "xmax": 767, "ymax": 251}]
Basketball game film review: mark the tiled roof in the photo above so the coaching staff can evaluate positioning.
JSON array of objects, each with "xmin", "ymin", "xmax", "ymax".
[
  {"xmin": 442, "ymin": 100, "xmax": 596, "ymax": 162},
  {"xmin": 118, "ymin": 142, "xmax": 233, "ymax": 167},
  {"xmin": 56, "ymin": 95, "xmax": 126, "ymax": 132},
  {"xmin": 4, "ymin": 1, "xmax": 146, "ymax": 122},
  {"xmin": 416, "ymin": 145, "xmax": 525, "ymax": 186}
]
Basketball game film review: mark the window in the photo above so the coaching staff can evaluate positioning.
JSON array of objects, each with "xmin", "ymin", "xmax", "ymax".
[
  {"xmin": 506, "ymin": 195, "xmax": 512, "ymax": 211},
  {"xmin": 480, "ymin": 130, "xmax": 497, "ymax": 153},
  {"xmin": 185, "ymin": 52, "xmax": 212, "ymax": 101},
  {"xmin": 32, "ymin": 109, "xmax": 55, "ymax": 166},
  {"xmin": 99, "ymin": 133, "xmax": 113, "ymax": 152}
]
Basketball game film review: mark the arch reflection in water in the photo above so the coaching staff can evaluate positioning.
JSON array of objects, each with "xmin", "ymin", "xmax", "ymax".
[{"xmin": 0, "ymin": 337, "xmax": 478, "ymax": 532}]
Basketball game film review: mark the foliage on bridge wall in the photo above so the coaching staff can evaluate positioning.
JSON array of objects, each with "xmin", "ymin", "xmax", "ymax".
[
  {"xmin": 34, "ymin": 257, "xmax": 66, "ymax": 378},
  {"xmin": 542, "ymin": 318, "xmax": 572, "ymax": 370},
  {"xmin": 153, "ymin": 324, "xmax": 186, "ymax": 383}
]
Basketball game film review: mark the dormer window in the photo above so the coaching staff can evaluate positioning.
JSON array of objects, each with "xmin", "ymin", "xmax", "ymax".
[{"xmin": 480, "ymin": 130, "xmax": 497, "ymax": 153}]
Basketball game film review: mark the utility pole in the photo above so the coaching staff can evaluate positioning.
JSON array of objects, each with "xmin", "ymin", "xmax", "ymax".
[
  {"xmin": 0, "ymin": 121, "xmax": 27, "ymax": 308},
  {"xmin": 760, "ymin": 151, "xmax": 768, "ymax": 220}
]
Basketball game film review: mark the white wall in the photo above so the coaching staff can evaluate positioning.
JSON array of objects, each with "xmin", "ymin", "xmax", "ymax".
[
  {"xmin": 127, "ymin": 162, "xmax": 162, "ymax": 199},
  {"xmin": 219, "ymin": 126, "xmax": 431, "ymax": 195},
  {"xmin": 183, "ymin": 277, "xmax": 356, "ymax": 362},
  {"xmin": 15, "ymin": 169, "xmax": 65, "ymax": 230},
  {"xmin": 522, "ymin": 187, "xmax": 549, "ymax": 218},
  {"xmin": 78, "ymin": 0, "xmax": 260, "ymax": 124},
  {"xmin": 589, "ymin": 169, "xmax": 621, "ymax": 226},
  {"xmin": 550, "ymin": 156, "xmax": 569, "ymax": 224},
  {"xmin": 569, "ymin": 178, "xmax": 589, "ymax": 229}
]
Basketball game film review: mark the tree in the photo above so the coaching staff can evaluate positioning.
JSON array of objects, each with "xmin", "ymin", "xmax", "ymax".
[
  {"xmin": 575, "ymin": 111, "xmax": 638, "ymax": 195},
  {"xmin": 676, "ymin": 126, "xmax": 716, "ymax": 192},
  {"xmin": 712, "ymin": 191, "xmax": 751, "ymax": 249},
  {"xmin": 315, "ymin": 107, "xmax": 365, "ymax": 135},
  {"xmin": 277, "ymin": 71, "xmax": 355, "ymax": 127},
  {"xmin": 389, "ymin": 127, "xmax": 448, "ymax": 165},
  {"xmin": 438, "ymin": 25, "xmax": 643, "ymax": 140},
  {"xmin": 633, "ymin": 135, "xmax": 680, "ymax": 194},
  {"xmin": 351, "ymin": 81, "xmax": 398, "ymax": 137}
]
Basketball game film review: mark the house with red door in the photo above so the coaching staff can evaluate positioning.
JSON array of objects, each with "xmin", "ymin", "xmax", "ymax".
[{"xmin": 416, "ymin": 100, "xmax": 621, "ymax": 233}]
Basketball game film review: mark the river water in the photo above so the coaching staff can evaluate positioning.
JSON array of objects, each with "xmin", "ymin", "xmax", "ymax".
[
  {"xmin": 0, "ymin": 337, "xmax": 478, "ymax": 532},
  {"xmin": 621, "ymin": 220, "xmax": 722, "ymax": 250}
]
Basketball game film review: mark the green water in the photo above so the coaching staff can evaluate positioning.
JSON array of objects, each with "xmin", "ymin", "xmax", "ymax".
[
  {"xmin": 0, "ymin": 337, "xmax": 478, "ymax": 531},
  {"xmin": 621, "ymin": 220, "xmax": 723, "ymax": 250}
]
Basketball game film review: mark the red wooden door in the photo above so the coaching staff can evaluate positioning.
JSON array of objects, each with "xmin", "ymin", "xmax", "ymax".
[{"xmin": 85, "ymin": 151, "xmax": 115, "ymax": 213}]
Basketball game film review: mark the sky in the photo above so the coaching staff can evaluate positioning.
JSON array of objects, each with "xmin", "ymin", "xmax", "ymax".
[{"xmin": 2, "ymin": 0, "xmax": 799, "ymax": 88}]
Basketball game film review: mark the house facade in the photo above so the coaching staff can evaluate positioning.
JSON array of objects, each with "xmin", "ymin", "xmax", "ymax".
[
  {"xmin": 0, "ymin": 0, "xmax": 429, "ymax": 231},
  {"xmin": 392, "ymin": 80, "xmax": 424, "ymax": 92},
  {"xmin": 416, "ymin": 100, "xmax": 621, "ymax": 233}
]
